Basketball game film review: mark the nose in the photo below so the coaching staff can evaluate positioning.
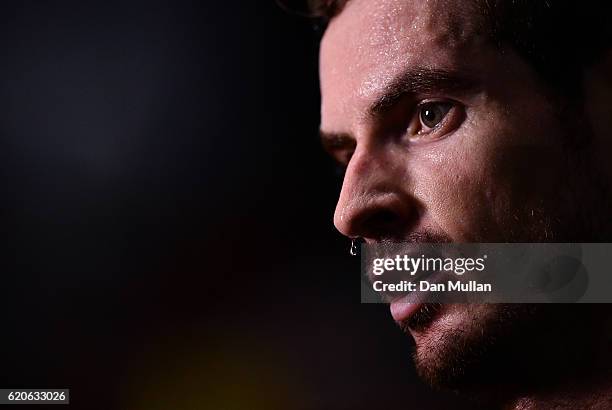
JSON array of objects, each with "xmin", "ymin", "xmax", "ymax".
[{"xmin": 333, "ymin": 146, "xmax": 420, "ymax": 241}]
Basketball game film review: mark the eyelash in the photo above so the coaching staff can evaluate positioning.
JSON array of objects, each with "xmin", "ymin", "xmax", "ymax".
[{"xmin": 406, "ymin": 99, "xmax": 463, "ymax": 141}]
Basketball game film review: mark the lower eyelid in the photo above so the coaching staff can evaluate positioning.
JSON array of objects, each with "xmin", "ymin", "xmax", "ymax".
[
  {"xmin": 415, "ymin": 105, "xmax": 464, "ymax": 140},
  {"xmin": 437, "ymin": 105, "xmax": 464, "ymax": 134}
]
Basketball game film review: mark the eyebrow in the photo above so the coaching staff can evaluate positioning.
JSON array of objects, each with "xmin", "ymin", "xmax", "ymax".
[{"xmin": 368, "ymin": 67, "xmax": 478, "ymax": 117}]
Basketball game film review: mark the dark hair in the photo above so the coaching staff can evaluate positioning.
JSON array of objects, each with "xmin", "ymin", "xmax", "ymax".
[{"xmin": 301, "ymin": 0, "xmax": 611, "ymax": 96}]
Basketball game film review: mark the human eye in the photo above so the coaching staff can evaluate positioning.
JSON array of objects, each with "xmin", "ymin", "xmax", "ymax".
[{"xmin": 406, "ymin": 100, "xmax": 464, "ymax": 142}]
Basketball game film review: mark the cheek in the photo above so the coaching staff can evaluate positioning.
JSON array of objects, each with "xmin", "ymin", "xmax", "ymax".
[
  {"xmin": 411, "ymin": 148, "xmax": 504, "ymax": 241},
  {"xmin": 409, "ymin": 110, "xmax": 567, "ymax": 241}
]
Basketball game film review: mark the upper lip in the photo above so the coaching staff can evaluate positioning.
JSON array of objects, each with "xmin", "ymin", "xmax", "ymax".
[{"xmin": 364, "ymin": 242, "xmax": 453, "ymax": 304}]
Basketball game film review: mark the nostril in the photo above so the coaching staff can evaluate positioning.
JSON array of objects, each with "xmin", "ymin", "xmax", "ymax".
[
  {"xmin": 336, "ymin": 191, "xmax": 421, "ymax": 240},
  {"xmin": 360, "ymin": 209, "xmax": 402, "ymax": 238},
  {"xmin": 370, "ymin": 208, "xmax": 398, "ymax": 224}
]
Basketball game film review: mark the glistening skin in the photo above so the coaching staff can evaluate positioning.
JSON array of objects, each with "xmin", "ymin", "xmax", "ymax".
[{"xmin": 318, "ymin": 0, "xmax": 612, "ymax": 407}]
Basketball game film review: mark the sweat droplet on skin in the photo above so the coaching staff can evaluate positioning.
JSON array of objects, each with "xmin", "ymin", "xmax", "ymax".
[{"xmin": 350, "ymin": 238, "xmax": 359, "ymax": 256}]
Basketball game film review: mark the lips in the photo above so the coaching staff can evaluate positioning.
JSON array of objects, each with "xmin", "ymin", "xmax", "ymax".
[
  {"xmin": 390, "ymin": 300, "xmax": 423, "ymax": 322},
  {"xmin": 386, "ymin": 270, "xmax": 448, "ymax": 324},
  {"xmin": 364, "ymin": 241, "xmax": 455, "ymax": 325}
]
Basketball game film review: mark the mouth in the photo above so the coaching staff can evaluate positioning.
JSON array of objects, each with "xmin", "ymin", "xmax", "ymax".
[
  {"xmin": 391, "ymin": 300, "xmax": 446, "ymax": 333},
  {"xmin": 363, "ymin": 238, "xmax": 457, "ymax": 329},
  {"xmin": 390, "ymin": 299, "xmax": 423, "ymax": 322},
  {"xmin": 386, "ymin": 270, "xmax": 449, "ymax": 328}
]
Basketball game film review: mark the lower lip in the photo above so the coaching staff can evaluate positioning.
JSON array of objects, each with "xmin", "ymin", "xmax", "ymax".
[{"xmin": 390, "ymin": 300, "xmax": 423, "ymax": 322}]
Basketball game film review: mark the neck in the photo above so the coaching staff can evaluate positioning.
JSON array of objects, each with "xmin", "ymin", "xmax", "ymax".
[
  {"xmin": 508, "ymin": 376, "xmax": 612, "ymax": 410},
  {"xmin": 474, "ymin": 310, "xmax": 612, "ymax": 409},
  {"xmin": 503, "ymin": 329, "xmax": 612, "ymax": 410}
]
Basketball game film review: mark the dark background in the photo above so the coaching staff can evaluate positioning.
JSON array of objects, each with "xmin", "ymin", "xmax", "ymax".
[{"xmin": 0, "ymin": 1, "xmax": 469, "ymax": 408}]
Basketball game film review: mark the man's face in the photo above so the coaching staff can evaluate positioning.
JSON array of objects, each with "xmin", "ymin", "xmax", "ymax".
[{"xmin": 319, "ymin": 0, "xmax": 607, "ymax": 389}]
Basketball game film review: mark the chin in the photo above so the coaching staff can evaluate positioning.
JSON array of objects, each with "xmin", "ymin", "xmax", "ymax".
[{"xmin": 406, "ymin": 304, "xmax": 539, "ymax": 391}]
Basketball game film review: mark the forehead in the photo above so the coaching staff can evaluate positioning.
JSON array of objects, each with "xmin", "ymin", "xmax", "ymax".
[{"xmin": 320, "ymin": 0, "xmax": 488, "ymax": 128}]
